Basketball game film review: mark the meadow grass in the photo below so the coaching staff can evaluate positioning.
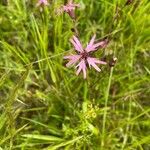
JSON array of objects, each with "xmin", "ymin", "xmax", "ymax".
[{"xmin": 0, "ymin": 0, "xmax": 150, "ymax": 149}]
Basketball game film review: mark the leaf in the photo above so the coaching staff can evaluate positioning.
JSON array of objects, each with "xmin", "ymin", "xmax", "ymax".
[
  {"xmin": 22, "ymin": 134, "xmax": 63, "ymax": 142},
  {"xmin": 45, "ymin": 136, "xmax": 83, "ymax": 150}
]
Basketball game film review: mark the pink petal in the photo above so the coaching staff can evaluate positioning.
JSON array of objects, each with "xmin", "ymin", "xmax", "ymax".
[
  {"xmin": 92, "ymin": 40, "xmax": 107, "ymax": 49},
  {"xmin": 64, "ymin": 55, "xmax": 81, "ymax": 67},
  {"xmin": 63, "ymin": 6, "xmax": 75, "ymax": 12},
  {"xmin": 36, "ymin": 0, "xmax": 48, "ymax": 6},
  {"xmin": 72, "ymin": 36, "xmax": 83, "ymax": 51},
  {"xmin": 70, "ymin": 36, "xmax": 83, "ymax": 52},
  {"xmin": 91, "ymin": 58, "xmax": 107, "ymax": 65},
  {"xmin": 64, "ymin": 4, "xmax": 79, "ymax": 19},
  {"xmin": 85, "ymin": 37, "xmax": 108, "ymax": 52},
  {"xmin": 85, "ymin": 34, "xmax": 96, "ymax": 52},
  {"xmin": 87, "ymin": 57, "xmax": 106, "ymax": 72},
  {"xmin": 87, "ymin": 58, "xmax": 101, "ymax": 72},
  {"xmin": 63, "ymin": 2, "xmax": 80, "ymax": 12},
  {"xmin": 76, "ymin": 59, "xmax": 87, "ymax": 79},
  {"xmin": 57, "ymin": 2, "xmax": 80, "ymax": 16}
]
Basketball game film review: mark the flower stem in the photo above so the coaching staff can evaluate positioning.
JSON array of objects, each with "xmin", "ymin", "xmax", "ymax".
[{"xmin": 101, "ymin": 67, "xmax": 113, "ymax": 148}]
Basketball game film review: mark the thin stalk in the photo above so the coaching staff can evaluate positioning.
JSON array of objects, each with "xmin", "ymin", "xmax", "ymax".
[
  {"xmin": 101, "ymin": 67, "xmax": 113, "ymax": 148},
  {"xmin": 121, "ymin": 98, "xmax": 132, "ymax": 150},
  {"xmin": 82, "ymin": 81, "xmax": 88, "ymax": 113}
]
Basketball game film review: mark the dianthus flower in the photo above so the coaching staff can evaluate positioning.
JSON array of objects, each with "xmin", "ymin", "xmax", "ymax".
[
  {"xmin": 56, "ymin": 0, "xmax": 80, "ymax": 19},
  {"xmin": 36, "ymin": 0, "xmax": 49, "ymax": 7},
  {"xmin": 64, "ymin": 35, "xmax": 108, "ymax": 78}
]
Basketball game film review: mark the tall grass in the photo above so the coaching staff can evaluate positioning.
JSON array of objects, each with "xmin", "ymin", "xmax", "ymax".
[{"xmin": 0, "ymin": 0, "xmax": 150, "ymax": 149}]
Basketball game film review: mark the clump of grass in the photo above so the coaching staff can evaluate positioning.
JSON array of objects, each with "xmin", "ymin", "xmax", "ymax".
[{"xmin": 0, "ymin": 0, "xmax": 150, "ymax": 149}]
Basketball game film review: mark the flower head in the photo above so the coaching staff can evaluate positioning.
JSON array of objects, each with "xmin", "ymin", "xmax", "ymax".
[
  {"xmin": 64, "ymin": 35, "xmax": 107, "ymax": 79},
  {"xmin": 36, "ymin": 0, "xmax": 49, "ymax": 7},
  {"xmin": 56, "ymin": 0, "xmax": 80, "ymax": 19}
]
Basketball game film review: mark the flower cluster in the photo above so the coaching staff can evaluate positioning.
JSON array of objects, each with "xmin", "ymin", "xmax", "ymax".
[
  {"xmin": 56, "ymin": 0, "xmax": 80, "ymax": 19},
  {"xmin": 36, "ymin": 0, "xmax": 109, "ymax": 78}
]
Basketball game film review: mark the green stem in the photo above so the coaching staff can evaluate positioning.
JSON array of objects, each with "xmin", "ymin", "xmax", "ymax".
[
  {"xmin": 82, "ymin": 81, "xmax": 88, "ymax": 113},
  {"xmin": 101, "ymin": 67, "xmax": 113, "ymax": 148},
  {"xmin": 121, "ymin": 98, "xmax": 132, "ymax": 150}
]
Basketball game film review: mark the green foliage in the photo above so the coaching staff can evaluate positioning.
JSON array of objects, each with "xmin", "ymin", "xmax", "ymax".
[{"xmin": 0, "ymin": 0, "xmax": 150, "ymax": 149}]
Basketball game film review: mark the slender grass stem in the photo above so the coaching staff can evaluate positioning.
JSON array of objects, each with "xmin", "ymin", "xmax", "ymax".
[
  {"xmin": 121, "ymin": 98, "xmax": 132, "ymax": 150},
  {"xmin": 101, "ymin": 67, "xmax": 113, "ymax": 148}
]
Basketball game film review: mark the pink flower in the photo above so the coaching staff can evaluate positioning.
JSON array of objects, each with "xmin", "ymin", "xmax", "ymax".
[
  {"xmin": 56, "ymin": 0, "xmax": 80, "ymax": 19},
  {"xmin": 36, "ymin": 0, "xmax": 49, "ymax": 7},
  {"xmin": 64, "ymin": 35, "xmax": 107, "ymax": 79}
]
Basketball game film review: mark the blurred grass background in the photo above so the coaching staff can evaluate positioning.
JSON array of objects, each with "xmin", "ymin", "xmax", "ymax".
[{"xmin": 0, "ymin": 0, "xmax": 150, "ymax": 149}]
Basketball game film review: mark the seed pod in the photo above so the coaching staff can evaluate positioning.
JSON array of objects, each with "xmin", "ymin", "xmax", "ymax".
[
  {"xmin": 109, "ymin": 57, "xmax": 117, "ymax": 67},
  {"xmin": 71, "ymin": 27, "xmax": 79, "ymax": 37}
]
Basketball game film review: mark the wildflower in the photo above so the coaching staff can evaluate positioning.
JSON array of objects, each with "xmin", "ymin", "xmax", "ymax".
[
  {"xmin": 64, "ymin": 35, "xmax": 107, "ymax": 79},
  {"xmin": 36, "ymin": 0, "xmax": 49, "ymax": 7},
  {"xmin": 56, "ymin": 0, "xmax": 80, "ymax": 19}
]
